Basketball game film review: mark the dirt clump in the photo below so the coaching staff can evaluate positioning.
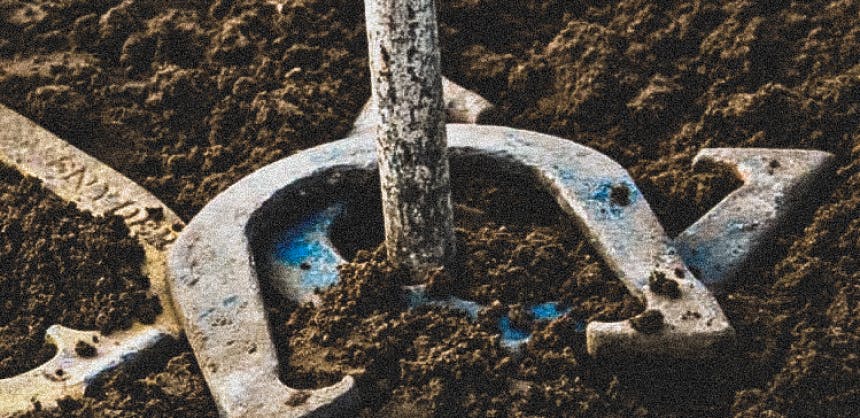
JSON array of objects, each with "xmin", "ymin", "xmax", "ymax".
[
  {"xmin": 648, "ymin": 270, "xmax": 681, "ymax": 299},
  {"xmin": 630, "ymin": 310, "xmax": 665, "ymax": 334},
  {"xmin": 74, "ymin": 340, "xmax": 97, "ymax": 358}
]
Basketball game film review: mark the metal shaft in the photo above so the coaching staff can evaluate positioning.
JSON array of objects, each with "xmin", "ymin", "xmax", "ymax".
[{"xmin": 364, "ymin": 0, "xmax": 456, "ymax": 273}]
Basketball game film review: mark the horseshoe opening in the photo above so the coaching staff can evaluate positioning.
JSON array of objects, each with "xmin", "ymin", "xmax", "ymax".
[{"xmin": 249, "ymin": 151, "xmax": 643, "ymax": 396}]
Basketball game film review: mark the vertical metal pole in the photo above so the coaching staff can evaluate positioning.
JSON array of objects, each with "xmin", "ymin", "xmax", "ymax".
[{"xmin": 364, "ymin": 0, "xmax": 456, "ymax": 273}]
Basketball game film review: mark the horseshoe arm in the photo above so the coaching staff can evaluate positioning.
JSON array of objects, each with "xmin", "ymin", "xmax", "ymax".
[
  {"xmin": 445, "ymin": 125, "xmax": 735, "ymax": 359},
  {"xmin": 168, "ymin": 139, "xmax": 375, "ymax": 417},
  {"xmin": 675, "ymin": 148, "xmax": 836, "ymax": 289},
  {"xmin": 0, "ymin": 104, "xmax": 182, "ymax": 415}
]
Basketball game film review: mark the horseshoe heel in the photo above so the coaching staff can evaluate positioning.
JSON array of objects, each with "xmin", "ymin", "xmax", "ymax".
[{"xmin": 674, "ymin": 148, "xmax": 836, "ymax": 289}]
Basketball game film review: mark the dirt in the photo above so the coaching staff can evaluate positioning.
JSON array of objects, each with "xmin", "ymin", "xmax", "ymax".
[
  {"xmin": 265, "ymin": 170, "xmax": 644, "ymax": 417},
  {"xmin": 73, "ymin": 340, "xmax": 97, "ymax": 358},
  {"xmin": 629, "ymin": 310, "xmax": 665, "ymax": 334},
  {"xmin": 648, "ymin": 271, "xmax": 681, "ymax": 299},
  {"xmin": 0, "ymin": 0, "xmax": 858, "ymax": 417},
  {"xmin": 0, "ymin": 0, "xmax": 370, "ymax": 221},
  {"xmin": 0, "ymin": 163, "xmax": 161, "ymax": 378}
]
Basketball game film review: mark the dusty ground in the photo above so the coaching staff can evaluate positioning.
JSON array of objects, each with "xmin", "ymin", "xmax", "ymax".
[{"xmin": 1, "ymin": 0, "xmax": 858, "ymax": 416}]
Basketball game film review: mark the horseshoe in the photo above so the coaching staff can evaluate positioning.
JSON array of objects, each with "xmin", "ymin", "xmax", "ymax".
[
  {"xmin": 0, "ymin": 104, "xmax": 183, "ymax": 415},
  {"xmin": 168, "ymin": 114, "xmax": 833, "ymax": 416},
  {"xmin": 258, "ymin": 148, "xmax": 836, "ymax": 353}
]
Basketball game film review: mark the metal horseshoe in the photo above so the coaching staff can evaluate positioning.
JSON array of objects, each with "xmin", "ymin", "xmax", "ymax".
[
  {"xmin": 0, "ymin": 104, "xmax": 183, "ymax": 415},
  {"xmin": 168, "ymin": 93, "xmax": 835, "ymax": 416}
]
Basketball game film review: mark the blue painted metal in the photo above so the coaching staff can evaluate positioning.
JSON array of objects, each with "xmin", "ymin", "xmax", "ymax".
[
  {"xmin": 269, "ymin": 204, "xmax": 345, "ymax": 296},
  {"xmin": 498, "ymin": 302, "xmax": 573, "ymax": 350},
  {"xmin": 498, "ymin": 316, "xmax": 531, "ymax": 348}
]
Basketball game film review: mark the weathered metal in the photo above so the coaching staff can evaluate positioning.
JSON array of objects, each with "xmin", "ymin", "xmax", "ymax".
[
  {"xmin": 172, "ymin": 123, "xmax": 789, "ymax": 416},
  {"xmin": 0, "ymin": 104, "xmax": 182, "ymax": 416},
  {"xmin": 675, "ymin": 148, "xmax": 835, "ymax": 289}
]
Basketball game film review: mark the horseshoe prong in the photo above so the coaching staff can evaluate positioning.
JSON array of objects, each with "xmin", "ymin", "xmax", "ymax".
[
  {"xmin": 675, "ymin": 148, "xmax": 836, "ymax": 289},
  {"xmin": 350, "ymin": 77, "xmax": 495, "ymax": 136}
]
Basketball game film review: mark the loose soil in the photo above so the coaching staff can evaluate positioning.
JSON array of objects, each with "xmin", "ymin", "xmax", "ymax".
[
  {"xmin": 0, "ymin": 163, "xmax": 160, "ymax": 378},
  {"xmin": 267, "ymin": 167, "xmax": 645, "ymax": 417},
  {"xmin": 1, "ymin": 0, "xmax": 858, "ymax": 417}
]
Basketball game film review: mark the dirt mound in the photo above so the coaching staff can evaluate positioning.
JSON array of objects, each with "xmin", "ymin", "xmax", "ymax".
[{"xmin": 1, "ymin": 0, "xmax": 369, "ymax": 220}]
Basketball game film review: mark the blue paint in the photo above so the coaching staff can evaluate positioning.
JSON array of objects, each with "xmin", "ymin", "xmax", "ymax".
[
  {"xmin": 404, "ymin": 285, "xmax": 428, "ymax": 308},
  {"xmin": 498, "ymin": 302, "xmax": 573, "ymax": 349},
  {"xmin": 588, "ymin": 180, "xmax": 639, "ymax": 219},
  {"xmin": 222, "ymin": 295, "xmax": 238, "ymax": 307},
  {"xmin": 499, "ymin": 316, "xmax": 531, "ymax": 343},
  {"xmin": 430, "ymin": 297, "xmax": 482, "ymax": 319},
  {"xmin": 591, "ymin": 182, "xmax": 613, "ymax": 202},
  {"xmin": 270, "ymin": 204, "xmax": 345, "ymax": 293},
  {"xmin": 406, "ymin": 288, "xmax": 580, "ymax": 350},
  {"xmin": 680, "ymin": 244, "xmax": 712, "ymax": 273},
  {"xmin": 405, "ymin": 287, "xmax": 576, "ymax": 350},
  {"xmin": 404, "ymin": 285, "xmax": 482, "ymax": 319},
  {"xmin": 531, "ymin": 302, "xmax": 569, "ymax": 320}
]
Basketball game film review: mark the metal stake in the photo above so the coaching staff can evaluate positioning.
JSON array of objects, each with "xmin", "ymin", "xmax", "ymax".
[{"xmin": 364, "ymin": 0, "xmax": 456, "ymax": 273}]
